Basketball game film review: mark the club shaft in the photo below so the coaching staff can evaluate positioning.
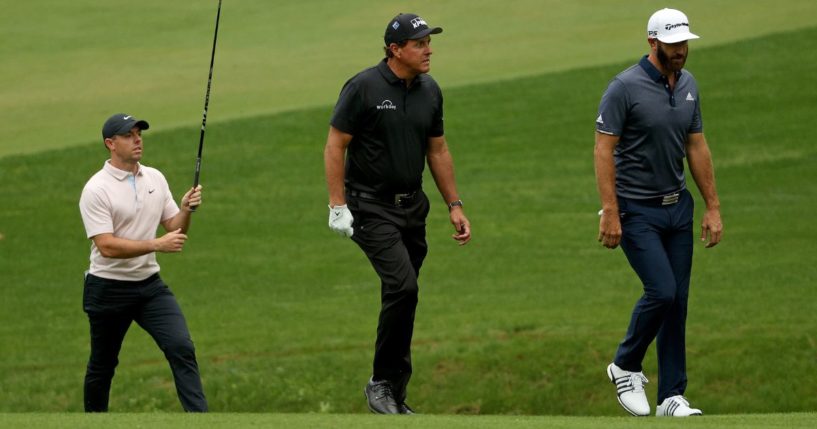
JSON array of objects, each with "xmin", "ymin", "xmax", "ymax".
[{"xmin": 193, "ymin": 0, "xmax": 222, "ymax": 190}]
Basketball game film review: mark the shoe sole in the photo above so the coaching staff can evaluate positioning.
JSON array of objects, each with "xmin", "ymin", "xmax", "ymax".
[
  {"xmin": 607, "ymin": 364, "xmax": 649, "ymax": 417},
  {"xmin": 657, "ymin": 409, "xmax": 703, "ymax": 417}
]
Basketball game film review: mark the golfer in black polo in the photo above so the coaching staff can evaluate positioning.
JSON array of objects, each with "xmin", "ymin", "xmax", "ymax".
[
  {"xmin": 323, "ymin": 13, "xmax": 471, "ymax": 414},
  {"xmin": 595, "ymin": 8, "xmax": 723, "ymax": 417}
]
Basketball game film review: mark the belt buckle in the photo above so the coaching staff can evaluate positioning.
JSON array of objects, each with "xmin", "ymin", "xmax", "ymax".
[
  {"xmin": 394, "ymin": 193, "xmax": 410, "ymax": 206},
  {"xmin": 661, "ymin": 192, "xmax": 680, "ymax": 205}
]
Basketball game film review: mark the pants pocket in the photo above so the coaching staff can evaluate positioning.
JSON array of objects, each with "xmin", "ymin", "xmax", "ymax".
[{"xmin": 83, "ymin": 273, "xmax": 110, "ymax": 314}]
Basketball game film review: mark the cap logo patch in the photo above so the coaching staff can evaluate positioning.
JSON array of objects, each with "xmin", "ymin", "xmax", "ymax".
[
  {"xmin": 392, "ymin": 21, "xmax": 400, "ymax": 30},
  {"xmin": 123, "ymin": 115, "xmax": 132, "ymax": 120},
  {"xmin": 410, "ymin": 17, "xmax": 427, "ymax": 29},
  {"xmin": 377, "ymin": 99, "xmax": 397, "ymax": 111},
  {"xmin": 665, "ymin": 22, "xmax": 689, "ymax": 31}
]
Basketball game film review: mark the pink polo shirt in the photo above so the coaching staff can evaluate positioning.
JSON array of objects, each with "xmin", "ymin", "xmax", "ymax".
[{"xmin": 79, "ymin": 160, "xmax": 180, "ymax": 281}]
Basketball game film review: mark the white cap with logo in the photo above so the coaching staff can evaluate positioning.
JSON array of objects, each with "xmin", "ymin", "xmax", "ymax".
[{"xmin": 647, "ymin": 8, "xmax": 700, "ymax": 43}]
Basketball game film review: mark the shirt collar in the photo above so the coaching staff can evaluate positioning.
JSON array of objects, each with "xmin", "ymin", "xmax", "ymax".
[
  {"xmin": 377, "ymin": 58, "xmax": 424, "ymax": 87},
  {"xmin": 103, "ymin": 159, "xmax": 142, "ymax": 180},
  {"xmin": 638, "ymin": 55, "xmax": 681, "ymax": 83}
]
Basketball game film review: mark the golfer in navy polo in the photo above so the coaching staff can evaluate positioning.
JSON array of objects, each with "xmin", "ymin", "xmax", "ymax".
[
  {"xmin": 594, "ymin": 8, "xmax": 723, "ymax": 417},
  {"xmin": 323, "ymin": 13, "xmax": 471, "ymax": 414}
]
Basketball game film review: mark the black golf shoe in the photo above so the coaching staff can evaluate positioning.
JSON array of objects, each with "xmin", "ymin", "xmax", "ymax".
[
  {"xmin": 364, "ymin": 379, "xmax": 400, "ymax": 414},
  {"xmin": 397, "ymin": 402, "xmax": 415, "ymax": 414}
]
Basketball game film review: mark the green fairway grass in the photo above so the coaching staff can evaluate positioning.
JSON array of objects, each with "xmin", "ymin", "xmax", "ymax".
[
  {"xmin": 1, "ymin": 24, "xmax": 815, "ymax": 415},
  {"xmin": 2, "ymin": 1, "xmax": 817, "ymax": 158},
  {"xmin": 2, "ymin": 412, "xmax": 816, "ymax": 429}
]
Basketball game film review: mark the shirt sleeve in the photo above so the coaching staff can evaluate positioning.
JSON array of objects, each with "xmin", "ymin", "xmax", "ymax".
[
  {"xmin": 689, "ymin": 93, "xmax": 703, "ymax": 133},
  {"xmin": 79, "ymin": 185, "xmax": 114, "ymax": 239},
  {"xmin": 429, "ymin": 84, "xmax": 444, "ymax": 137},
  {"xmin": 329, "ymin": 79, "xmax": 363, "ymax": 135},
  {"xmin": 596, "ymin": 78, "xmax": 628, "ymax": 136}
]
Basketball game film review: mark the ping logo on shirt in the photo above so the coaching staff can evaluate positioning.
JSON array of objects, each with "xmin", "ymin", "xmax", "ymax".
[
  {"xmin": 377, "ymin": 100, "xmax": 397, "ymax": 110},
  {"xmin": 410, "ymin": 17, "xmax": 427, "ymax": 29}
]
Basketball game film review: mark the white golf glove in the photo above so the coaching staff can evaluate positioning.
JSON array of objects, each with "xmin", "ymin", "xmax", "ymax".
[{"xmin": 328, "ymin": 204, "xmax": 354, "ymax": 238}]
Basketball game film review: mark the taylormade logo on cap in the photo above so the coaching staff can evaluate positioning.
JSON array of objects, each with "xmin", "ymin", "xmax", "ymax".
[
  {"xmin": 647, "ymin": 8, "xmax": 700, "ymax": 44},
  {"xmin": 665, "ymin": 22, "xmax": 689, "ymax": 31}
]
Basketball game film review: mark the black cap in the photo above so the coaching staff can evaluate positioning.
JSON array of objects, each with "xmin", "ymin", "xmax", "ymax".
[
  {"xmin": 384, "ymin": 13, "xmax": 442, "ymax": 46},
  {"xmin": 102, "ymin": 113, "xmax": 150, "ymax": 139}
]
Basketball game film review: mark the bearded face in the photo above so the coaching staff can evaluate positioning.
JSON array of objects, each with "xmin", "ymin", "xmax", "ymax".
[{"xmin": 656, "ymin": 40, "xmax": 688, "ymax": 73}]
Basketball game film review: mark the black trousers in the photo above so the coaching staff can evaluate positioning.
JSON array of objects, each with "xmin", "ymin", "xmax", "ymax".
[
  {"xmin": 82, "ymin": 272, "xmax": 208, "ymax": 412},
  {"xmin": 348, "ymin": 190, "xmax": 430, "ymax": 401}
]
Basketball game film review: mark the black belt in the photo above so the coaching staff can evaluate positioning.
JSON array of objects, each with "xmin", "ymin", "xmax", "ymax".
[{"xmin": 348, "ymin": 189, "xmax": 419, "ymax": 206}]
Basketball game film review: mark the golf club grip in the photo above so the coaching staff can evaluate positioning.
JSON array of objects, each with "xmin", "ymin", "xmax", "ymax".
[
  {"xmin": 191, "ymin": 0, "xmax": 222, "ymax": 212},
  {"xmin": 190, "ymin": 157, "xmax": 202, "ymax": 212}
]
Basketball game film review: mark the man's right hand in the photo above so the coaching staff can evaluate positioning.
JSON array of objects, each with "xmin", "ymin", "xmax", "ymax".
[
  {"xmin": 328, "ymin": 204, "xmax": 354, "ymax": 238},
  {"xmin": 155, "ymin": 228, "xmax": 188, "ymax": 252}
]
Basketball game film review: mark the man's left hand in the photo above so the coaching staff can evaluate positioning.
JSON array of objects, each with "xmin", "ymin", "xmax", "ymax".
[
  {"xmin": 182, "ymin": 185, "xmax": 203, "ymax": 212},
  {"xmin": 701, "ymin": 207, "xmax": 723, "ymax": 248},
  {"xmin": 450, "ymin": 208, "xmax": 471, "ymax": 245}
]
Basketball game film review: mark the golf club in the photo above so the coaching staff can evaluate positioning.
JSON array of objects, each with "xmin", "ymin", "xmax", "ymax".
[{"xmin": 191, "ymin": 0, "xmax": 223, "ymax": 211}]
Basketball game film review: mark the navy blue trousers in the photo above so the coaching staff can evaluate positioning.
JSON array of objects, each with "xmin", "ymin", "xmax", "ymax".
[
  {"xmin": 83, "ymin": 273, "xmax": 208, "ymax": 412},
  {"xmin": 613, "ymin": 189, "xmax": 694, "ymax": 404}
]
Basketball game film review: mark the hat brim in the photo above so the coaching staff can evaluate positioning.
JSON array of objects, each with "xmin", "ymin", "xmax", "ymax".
[
  {"xmin": 657, "ymin": 32, "xmax": 699, "ymax": 43},
  {"xmin": 408, "ymin": 27, "xmax": 442, "ymax": 41},
  {"xmin": 113, "ymin": 119, "xmax": 150, "ymax": 136}
]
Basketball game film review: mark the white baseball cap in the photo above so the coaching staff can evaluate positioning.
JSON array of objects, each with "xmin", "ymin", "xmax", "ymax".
[{"xmin": 647, "ymin": 8, "xmax": 699, "ymax": 43}]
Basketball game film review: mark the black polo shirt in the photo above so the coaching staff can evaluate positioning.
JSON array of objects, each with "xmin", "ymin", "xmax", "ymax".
[{"xmin": 330, "ymin": 58, "xmax": 444, "ymax": 194}]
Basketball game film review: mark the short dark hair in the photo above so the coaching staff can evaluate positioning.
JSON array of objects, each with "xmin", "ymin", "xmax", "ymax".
[{"xmin": 383, "ymin": 40, "xmax": 409, "ymax": 58}]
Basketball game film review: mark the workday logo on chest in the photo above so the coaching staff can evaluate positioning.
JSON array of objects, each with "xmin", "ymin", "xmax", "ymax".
[{"xmin": 377, "ymin": 99, "xmax": 397, "ymax": 111}]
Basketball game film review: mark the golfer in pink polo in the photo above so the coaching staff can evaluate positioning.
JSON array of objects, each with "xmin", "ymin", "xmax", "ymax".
[{"xmin": 79, "ymin": 113, "xmax": 207, "ymax": 412}]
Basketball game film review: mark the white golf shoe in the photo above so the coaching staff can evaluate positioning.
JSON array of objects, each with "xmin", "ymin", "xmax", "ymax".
[
  {"xmin": 656, "ymin": 395, "xmax": 703, "ymax": 417},
  {"xmin": 607, "ymin": 362, "xmax": 650, "ymax": 416}
]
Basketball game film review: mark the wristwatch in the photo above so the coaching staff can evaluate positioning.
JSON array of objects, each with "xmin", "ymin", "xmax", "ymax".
[{"xmin": 447, "ymin": 199, "xmax": 464, "ymax": 211}]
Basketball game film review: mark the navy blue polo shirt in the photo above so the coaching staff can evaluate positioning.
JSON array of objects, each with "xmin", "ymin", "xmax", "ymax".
[
  {"xmin": 330, "ymin": 58, "xmax": 444, "ymax": 194},
  {"xmin": 596, "ymin": 55, "xmax": 703, "ymax": 199}
]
